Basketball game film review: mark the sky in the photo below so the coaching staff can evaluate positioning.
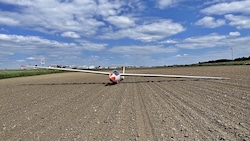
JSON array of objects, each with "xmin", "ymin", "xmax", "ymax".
[{"xmin": 0, "ymin": 0, "xmax": 250, "ymax": 69}]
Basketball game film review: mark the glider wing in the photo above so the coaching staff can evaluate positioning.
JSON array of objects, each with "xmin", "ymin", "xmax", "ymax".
[
  {"xmin": 29, "ymin": 66, "xmax": 110, "ymax": 75},
  {"xmin": 121, "ymin": 73, "xmax": 229, "ymax": 80}
]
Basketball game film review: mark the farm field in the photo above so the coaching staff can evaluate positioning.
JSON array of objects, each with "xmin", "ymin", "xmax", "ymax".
[{"xmin": 0, "ymin": 66, "xmax": 249, "ymax": 140}]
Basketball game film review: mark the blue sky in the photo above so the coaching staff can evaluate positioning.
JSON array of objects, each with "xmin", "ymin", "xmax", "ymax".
[{"xmin": 0, "ymin": 0, "xmax": 250, "ymax": 69}]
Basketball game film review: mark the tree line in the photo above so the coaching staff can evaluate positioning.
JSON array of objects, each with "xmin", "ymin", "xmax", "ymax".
[{"xmin": 199, "ymin": 56, "xmax": 250, "ymax": 64}]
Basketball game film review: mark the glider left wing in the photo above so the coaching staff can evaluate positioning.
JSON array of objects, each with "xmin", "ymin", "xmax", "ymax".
[{"xmin": 29, "ymin": 66, "xmax": 110, "ymax": 75}]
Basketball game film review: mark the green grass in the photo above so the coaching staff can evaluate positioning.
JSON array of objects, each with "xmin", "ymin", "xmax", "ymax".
[{"xmin": 0, "ymin": 69, "xmax": 64, "ymax": 79}]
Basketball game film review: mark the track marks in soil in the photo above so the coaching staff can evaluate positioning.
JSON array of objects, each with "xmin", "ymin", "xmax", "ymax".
[
  {"xmin": 135, "ymin": 76, "xmax": 249, "ymax": 140},
  {"xmin": 0, "ymin": 67, "xmax": 249, "ymax": 141}
]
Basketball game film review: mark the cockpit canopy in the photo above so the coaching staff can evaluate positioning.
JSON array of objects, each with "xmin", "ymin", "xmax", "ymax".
[{"xmin": 112, "ymin": 70, "xmax": 120, "ymax": 76}]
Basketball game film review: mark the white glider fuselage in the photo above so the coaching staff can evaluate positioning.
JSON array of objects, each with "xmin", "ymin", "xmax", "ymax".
[
  {"xmin": 109, "ymin": 70, "xmax": 124, "ymax": 83},
  {"xmin": 108, "ymin": 67, "xmax": 126, "ymax": 83}
]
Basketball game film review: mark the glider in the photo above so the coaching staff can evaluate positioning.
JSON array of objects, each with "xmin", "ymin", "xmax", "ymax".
[{"xmin": 30, "ymin": 66, "xmax": 229, "ymax": 84}]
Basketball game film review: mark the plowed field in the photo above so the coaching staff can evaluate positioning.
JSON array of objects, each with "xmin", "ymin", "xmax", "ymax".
[{"xmin": 0, "ymin": 66, "xmax": 249, "ymax": 141}]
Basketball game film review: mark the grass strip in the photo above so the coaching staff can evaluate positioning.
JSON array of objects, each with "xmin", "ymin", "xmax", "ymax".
[{"xmin": 0, "ymin": 69, "xmax": 64, "ymax": 79}]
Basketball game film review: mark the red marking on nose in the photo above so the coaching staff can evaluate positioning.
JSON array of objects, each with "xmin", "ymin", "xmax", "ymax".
[
  {"xmin": 109, "ymin": 73, "xmax": 113, "ymax": 77},
  {"xmin": 110, "ymin": 76, "xmax": 116, "ymax": 81}
]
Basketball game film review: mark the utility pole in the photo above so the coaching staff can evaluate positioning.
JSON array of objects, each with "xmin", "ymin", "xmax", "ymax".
[
  {"xmin": 41, "ymin": 58, "xmax": 45, "ymax": 66},
  {"xmin": 231, "ymin": 48, "xmax": 234, "ymax": 60}
]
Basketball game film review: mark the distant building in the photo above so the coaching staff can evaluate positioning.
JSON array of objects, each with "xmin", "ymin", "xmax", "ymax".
[{"xmin": 88, "ymin": 66, "xmax": 96, "ymax": 69}]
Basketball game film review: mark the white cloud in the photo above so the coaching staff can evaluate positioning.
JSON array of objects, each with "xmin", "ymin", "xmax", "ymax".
[
  {"xmin": 105, "ymin": 16, "xmax": 135, "ymax": 28},
  {"xmin": 90, "ymin": 55, "xmax": 100, "ymax": 61},
  {"xmin": 160, "ymin": 39, "xmax": 178, "ymax": 44},
  {"xmin": 177, "ymin": 33, "xmax": 227, "ymax": 49},
  {"xmin": 0, "ymin": 33, "xmax": 101, "ymax": 57},
  {"xmin": 61, "ymin": 31, "xmax": 80, "ymax": 38},
  {"xmin": 229, "ymin": 32, "xmax": 240, "ymax": 37},
  {"xmin": 0, "ymin": 0, "xmax": 104, "ymax": 36},
  {"xmin": 225, "ymin": 14, "xmax": 250, "ymax": 29},
  {"xmin": 0, "ymin": 50, "xmax": 14, "ymax": 56},
  {"xmin": 201, "ymin": 0, "xmax": 250, "ymax": 15},
  {"xmin": 0, "ymin": 34, "xmax": 78, "ymax": 56},
  {"xmin": 78, "ymin": 40, "xmax": 107, "ymax": 51},
  {"xmin": 195, "ymin": 16, "xmax": 225, "ymax": 28},
  {"xmin": 175, "ymin": 54, "xmax": 188, "ymax": 58},
  {"xmin": 0, "ymin": 16, "xmax": 20, "ymax": 26},
  {"xmin": 176, "ymin": 33, "xmax": 250, "ymax": 55},
  {"xmin": 109, "ymin": 45, "xmax": 178, "ymax": 54},
  {"xmin": 16, "ymin": 59, "xmax": 25, "ymax": 63},
  {"xmin": 204, "ymin": 0, "xmax": 236, "ymax": 5},
  {"xmin": 101, "ymin": 20, "xmax": 185, "ymax": 42},
  {"xmin": 0, "ymin": 33, "xmax": 111, "ymax": 66},
  {"xmin": 0, "ymin": 0, "xmax": 129, "ymax": 36},
  {"xmin": 156, "ymin": 0, "xmax": 179, "ymax": 9},
  {"xmin": 26, "ymin": 57, "xmax": 36, "ymax": 60},
  {"xmin": 200, "ymin": 1, "xmax": 250, "ymax": 29},
  {"xmin": 0, "ymin": 0, "xmax": 183, "ymax": 43},
  {"xmin": 0, "ymin": 0, "xmax": 148, "ymax": 39},
  {"xmin": 96, "ymin": 0, "xmax": 123, "ymax": 17}
]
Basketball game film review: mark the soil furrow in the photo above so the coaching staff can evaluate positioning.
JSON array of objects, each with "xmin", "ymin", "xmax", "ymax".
[
  {"xmin": 1, "ymin": 66, "xmax": 249, "ymax": 140},
  {"xmin": 152, "ymin": 79, "xmax": 249, "ymax": 140},
  {"xmin": 3, "ymin": 84, "xmax": 104, "ymax": 140},
  {"xmin": 136, "ymin": 81, "xmax": 159, "ymax": 140},
  {"xmin": 144, "ymin": 80, "xmax": 220, "ymax": 140}
]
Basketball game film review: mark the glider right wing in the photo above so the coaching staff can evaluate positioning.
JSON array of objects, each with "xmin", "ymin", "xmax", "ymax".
[{"xmin": 121, "ymin": 72, "xmax": 229, "ymax": 80}]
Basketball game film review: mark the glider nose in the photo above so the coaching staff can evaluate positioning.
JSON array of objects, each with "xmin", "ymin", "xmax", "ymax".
[
  {"xmin": 109, "ymin": 73, "xmax": 116, "ymax": 82},
  {"xmin": 110, "ymin": 76, "xmax": 116, "ymax": 82}
]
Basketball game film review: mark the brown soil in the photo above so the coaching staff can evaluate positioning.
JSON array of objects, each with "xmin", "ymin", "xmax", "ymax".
[{"xmin": 0, "ymin": 66, "xmax": 249, "ymax": 141}]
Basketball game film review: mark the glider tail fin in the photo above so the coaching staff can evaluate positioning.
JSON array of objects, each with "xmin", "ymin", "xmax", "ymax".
[
  {"xmin": 121, "ymin": 66, "xmax": 125, "ymax": 80},
  {"xmin": 122, "ymin": 66, "xmax": 125, "ymax": 74}
]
